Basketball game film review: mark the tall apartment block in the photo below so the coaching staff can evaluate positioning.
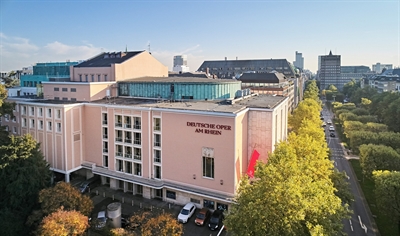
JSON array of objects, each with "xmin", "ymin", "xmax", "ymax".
[
  {"xmin": 372, "ymin": 63, "xmax": 393, "ymax": 74},
  {"xmin": 293, "ymin": 51, "xmax": 304, "ymax": 70},
  {"xmin": 172, "ymin": 55, "xmax": 190, "ymax": 73},
  {"xmin": 319, "ymin": 51, "xmax": 341, "ymax": 90}
]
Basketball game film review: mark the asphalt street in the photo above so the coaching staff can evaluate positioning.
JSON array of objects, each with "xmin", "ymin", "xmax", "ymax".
[{"xmin": 322, "ymin": 104, "xmax": 378, "ymax": 236}]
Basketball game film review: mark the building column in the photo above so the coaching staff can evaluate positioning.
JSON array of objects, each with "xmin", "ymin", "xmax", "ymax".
[{"xmin": 65, "ymin": 173, "xmax": 70, "ymax": 183}]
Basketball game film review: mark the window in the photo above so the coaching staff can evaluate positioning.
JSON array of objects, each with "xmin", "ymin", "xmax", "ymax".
[
  {"xmin": 103, "ymin": 141, "xmax": 108, "ymax": 153},
  {"xmin": 4, "ymin": 114, "xmax": 9, "ymax": 121},
  {"xmin": 124, "ymin": 131, "xmax": 132, "ymax": 143},
  {"xmin": 91, "ymin": 74, "xmax": 94, "ymax": 82},
  {"xmin": 102, "ymin": 113, "xmax": 108, "ymax": 125},
  {"xmin": 62, "ymin": 97, "xmax": 68, "ymax": 101},
  {"xmin": 71, "ymin": 88, "xmax": 76, "ymax": 92},
  {"xmin": 124, "ymin": 116, "xmax": 132, "ymax": 128},
  {"xmin": 203, "ymin": 156, "xmax": 214, "ymax": 178},
  {"xmin": 12, "ymin": 126, "xmax": 17, "ymax": 134},
  {"xmin": 166, "ymin": 190, "xmax": 176, "ymax": 200},
  {"xmin": 125, "ymin": 161, "xmax": 132, "ymax": 174},
  {"xmin": 98, "ymin": 74, "xmax": 101, "ymax": 82},
  {"xmin": 54, "ymin": 87, "xmax": 59, "ymax": 91},
  {"xmin": 5, "ymin": 126, "xmax": 8, "ymax": 131},
  {"xmin": 104, "ymin": 74, "xmax": 108, "ymax": 81},
  {"xmin": 30, "ymin": 119, "xmax": 35, "ymax": 128},
  {"xmin": 116, "ymin": 145, "xmax": 123, "ymax": 157},
  {"xmin": 56, "ymin": 109, "xmax": 61, "ymax": 119},
  {"xmin": 191, "ymin": 198, "xmax": 200, "ymax": 204},
  {"xmin": 115, "ymin": 115, "xmax": 122, "ymax": 127},
  {"xmin": 71, "ymin": 98, "xmax": 77, "ymax": 101},
  {"xmin": 103, "ymin": 155, "xmax": 108, "ymax": 168},
  {"xmin": 134, "ymin": 117, "xmax": 141, "ymax": 129},
  {"xmin": 204, "ymin": 200, "xmax": 215, "ymax": 209},
  {"xmin": 30, "ymin": 107, "xmax": 35, "ymax": 116},
  {"xmin": 134, "ymin": 132, "xmax": 141, "ymax": 145},
  {"xmin": 134, "ymin": 163, "xmax": 141, "ymax": 176},
  {"xmin": 154, "ymin": 117, "xmax": 161, "ymax": 131},
  {"xmin": 154, "ymin": 134, "xmax": 161, "ymax": 147},
  {"xmin": 117, "ymin": 159, "xmax": 123, "ymax": 172},
  {"xmin": 62, "ymin": 88, "xmax": 68, "ymax": 92},
  {"xmin": 103, "ymin": 127, "xmax": 108, "ymax": 139},
  {"xmin": 22, "ymin": 118, "xmax": 27, "ymax": 127},
  {"xmin": 154, "ymin": 150, "xmax": 161, "ymax": 163},
  {"xmin": 54, "ymin": 97, "xmax": 60, "ymax": 100},
  {"xmin": 85, "ymin": 75, "xmax": 88, "ymax": 82},
  {"xmin": 47, "ymin": 121, "xmax": 52, "ymax": 131},
  {"xmin": 22, "ymin": 106, "xmax": 27, "ymax": 115},
  {"xmin": 47, "ymin": 109, "xmax": 52, "ymax": 118},
  {"xmin": 39, "ymin": 120, "xmax": 43, "ymax": 130},
  {"xmin": 12, "ymin": 116, "xmax": 16, "ymax": 122},
  {"xmin": 154, "ymin": 166, "xmax": 161, "ymax": 179},
  {"xmin": 56, "ymin": 122, "xmax": 61, "ymax": 132},
  {"xmin": 79, "ymin": 75, "xmax": 82, "ymax": 82},
  {"xmin": 115, "ymin": 130, "xmax": 123, "ymax": 142},
  {"xmin": 134, "ymin": 148, "xmax": 141, "ymax": 160},
  {"xmin": 125, "ymin": 146, "xmax": 132, "ymax": 158}
]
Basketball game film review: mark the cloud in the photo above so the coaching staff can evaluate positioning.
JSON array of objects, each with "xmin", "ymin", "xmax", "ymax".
[{"xmin": 0, "ymin": 33, "xmax": 103, "ymax": 72}]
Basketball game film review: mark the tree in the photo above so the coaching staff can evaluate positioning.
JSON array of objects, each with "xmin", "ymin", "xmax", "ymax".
[
  {"xmin": 373, "ymin": 170, "xmax": 400, "ymax": 232},
  {"xmin": 110, "ymin": 228, "xmax": 137, "ymax": 236},
  {"xmin": 342, "ymin": 79, "xmax": 360, "ymax": 98},
  {"xmin": 382, "ymin": 97, "xmax": 400, "ymax": 132},
  {"xmin": 304, "ymin": 80, "xmax": 319, "ymax": 101},
  {"xmin": 359, "ymin": 144, "xmax": 400, "ymax": 179},
  {"xmin": 288, "ymin": 98, "xmax": 321, "ymax": 133},
  {"xmin": 351, "ymin": 108, "xmax": 369, "ymax": 116},
  {"xmin": 350, "ymin": 86, "xmax": 377, "ymax": 105},
  {"xmin": 141, "ymin": 213, "xmax": 183, "ymax": 236},
  {"xmin": 225, "ymin": 132, "xmax": 349, "ymax": 236},
  {"xmin": 38, "ymin": 208, "xmax": 89, "ymax": 236},
  {"xmin": 360, "ymin": 98, "xmax": 371, "ymax": 110},
  {"xmin": 38, "ymin": 182, "xmax": 93, "ymax": 216},
  {"xmin": 331, "ymin": 169, "xmax": 354, "ymax": 205},
  {"xmin": 328, "ymin": 84, "xmax": 338, "ymax": 92},
  {"xmin": 1, "ymin": 71, "xmax": 19, "ymax": 88},
  {"xmin": 0, "ymin": 135, "xmax": 52, "ymax": 235}
]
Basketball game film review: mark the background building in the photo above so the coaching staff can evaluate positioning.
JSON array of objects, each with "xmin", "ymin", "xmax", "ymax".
[
  {"xmin": 293, "ymin": 51, "xmax": 304, "ymax": 70},
  {"xmin": 372, "ymin": 63, "xmax": 393, "ymax": 73},
  {"xmin": 318, "ymin": 51, "xmax": 341, "ymax": 90},
  {"xmin": 172, "ymin": 55, "xmax": 190, "ymax": 73},
  {"xmin": 340, "ymin": 65, "xmax": 370, "ymax": 84}
]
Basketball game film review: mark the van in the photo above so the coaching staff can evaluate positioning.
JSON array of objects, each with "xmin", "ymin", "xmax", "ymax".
[{"xmin": 78, "ymin": 175, "xmax": 100, "ymax": 193}]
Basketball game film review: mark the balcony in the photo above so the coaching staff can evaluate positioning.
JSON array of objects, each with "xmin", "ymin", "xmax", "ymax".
[
  {"xmin": 154, "ymin": 142, "xmax": 161, "ymax": 147},
  {"xmin": 125, "ymin": 153, "xmax": 132, "ymax": 158},
  {"xmin": 134, "ymin": 155, "xmax": 141, "ymax": 160},
  {"xmin": 102, "ymin": 120, "xmax": 108, "ymax": 125},
  {"xmin": 103, "ymin": 149, "xmax": 108, "ymax": 153},
  {"xmin": 124, "ymin": 124, "xmax": 132, "ymax": 129},
  {"xmin": 103, "ymin": 135, "xmax": 108, "ymax": 139},
  {"xmin": 134, "ymin": 124, "xmax": 141, "ymax": 130},
  {"xmin": 134, "ymin": 139, "xmax": 141, "ymax": 145},
  {"xmin": 125, "ymin": 138, "xmax": 132, "ymax": 144},
  {"xmin": 154, "ymin": 125, "xmax": 161, "ymax": 131},
  {"xmin": 115, "ymin": 137, "xmax": 123, "ymax": 142},
  {"xmin": 116, "ymin": 152, "xmax": 123, "ymax": 157},
  {"xmin": 115, "ymin": 122, "xmax": 122, "ymax": 128}
]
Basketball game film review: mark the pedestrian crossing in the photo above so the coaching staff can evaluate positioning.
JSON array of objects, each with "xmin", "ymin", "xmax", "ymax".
[{"xmin": 329, "ymin": 148, "xmax": 345, "ymax": 159}]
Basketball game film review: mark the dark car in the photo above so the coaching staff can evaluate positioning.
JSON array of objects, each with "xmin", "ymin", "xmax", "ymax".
[
  {"xmin": 195, "ymin": 207, "xmax": 210, "ymax": 226},
  {"xmin": 208, "ymin": 210, "xmax": 224, "ymax": 231},
  {"xmin": 330, "ymin": 132, "xmax": 335, "ymax": 137},
  {"xmin": 78, "ymin": 175, "xmax": 100, "ymax": 193}
]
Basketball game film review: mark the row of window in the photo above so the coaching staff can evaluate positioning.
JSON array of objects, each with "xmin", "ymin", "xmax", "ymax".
[
  {"xmin": 54, "ymin": 97, "xmax": 77, "ymax": 101},
  {"xmin": 203, "ymin": 67, "xmax": 289, "ymax": 71},
  {"xmin": 21, "ymin": 106, "xmax": 62, "ymax": 119},
  {"xmin": 79, "ymin": 74, "xmax": 108, "ymax": 82},
  {"xmin": 165, "ymin": 190, "xmax": 228, "ymax": 211},
  {"xmin": 102, "ymin": 114, "xmax": 161, "ymax": 132},
  {"xmin": 21, "ymin": 118, "xmax": 62, "ymax": 132},
  {"xmin": 54, "ymin": 87, "xmax": 76, "ymax": 92}
]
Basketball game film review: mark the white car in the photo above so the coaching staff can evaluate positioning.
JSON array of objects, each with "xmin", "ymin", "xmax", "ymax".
[
  {"xmin": 329, "ymin": 126, "xmax": 335, "ymax": 131},
  {"xmin": 177, "ymin": 203, "xmax": 196, "ymax": 223}
]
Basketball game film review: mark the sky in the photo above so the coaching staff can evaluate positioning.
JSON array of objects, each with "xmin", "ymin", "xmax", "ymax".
[{"xmin": 0, "ymin": 0, "xmax": 399, "ymax": 73}]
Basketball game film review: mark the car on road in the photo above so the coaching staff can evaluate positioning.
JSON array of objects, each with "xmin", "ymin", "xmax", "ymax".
[
  {"xmin": 195, "ymin": 207, "xmax": 210, "ymax": 226},
  {"xmin": 329, "ymin": 126, "xmax": 335, "ymax": 132},
  {"xmin": 330, "ymin": 132, "xmax": 335, "ymax": 137},
  {"xmin": 327, "ymin": 120, "xmax": 332, "ymax": 125},
  {"xmin": 322, "ymin": 122, "xmax": 327, "ymax": 127},
  {"xmin": 178, "ymin": 203, "xmax": 196, "ymax": 223},
  {"xmin": 209, "ymin": 210, "xmax": 224, "ymax": 231}
]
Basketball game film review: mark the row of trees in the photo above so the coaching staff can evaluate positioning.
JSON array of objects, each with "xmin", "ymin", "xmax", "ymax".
[
  {"xmin": 333, "ymin": 83, "xmax": 400, "ymax": 232},
  {"xmin": 224, "ymin": 80, "xmax": 351, "ymax": 235}
]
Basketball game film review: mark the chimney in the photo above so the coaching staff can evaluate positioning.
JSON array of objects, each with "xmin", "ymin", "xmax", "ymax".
[
  {"xmin": 225, "ymin": 57, "xmax": 227, "ymax": 61},
  {"xmin": 206, "ymin": 68, "xmax": 210, "ymax": 75},
  {"xmin": 236, "ymin": 57, "xmax": 238, "ymax": 60}
]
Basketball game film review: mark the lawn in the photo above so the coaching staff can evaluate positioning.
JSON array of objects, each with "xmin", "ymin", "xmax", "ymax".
[{"xmin": 349, "ymin": 159, "xmax": 398, "ymax": 236}]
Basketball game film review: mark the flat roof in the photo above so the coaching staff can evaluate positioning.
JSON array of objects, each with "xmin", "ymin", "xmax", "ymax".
[
  {"xmin": 90, "ymin": 94, "xmax": 286, "ymax": 113},
  {"xmin": 120, "ymin": 76, "xmax": 239, "ymax": 84}
]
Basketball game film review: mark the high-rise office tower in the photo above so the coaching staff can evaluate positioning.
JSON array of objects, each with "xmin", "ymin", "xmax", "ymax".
[
  {"xmin": 319, "ymin": 51, "xmax": 341, "ymax": 90},
  {"xmin": 293, "ymin": 51, "xmax": 304, "ymax": 70},
  {"xmin": 173, "ymin": 55, "xmax": 190, "ymax": 73}
]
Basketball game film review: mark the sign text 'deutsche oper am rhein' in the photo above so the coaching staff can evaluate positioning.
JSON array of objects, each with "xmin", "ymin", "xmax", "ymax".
[{"xmin": 187, "ymin": 122, "xmax": 231, "ymax": 135}]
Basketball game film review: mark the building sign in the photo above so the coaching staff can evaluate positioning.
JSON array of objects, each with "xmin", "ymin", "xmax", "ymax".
[{"xmin": 187, "ymin": 122, "xmax": 231, "ymax": 135}]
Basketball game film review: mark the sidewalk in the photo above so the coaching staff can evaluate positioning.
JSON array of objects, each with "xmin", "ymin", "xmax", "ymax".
[{"xmin": 89, "ymin": 185, "xmax": 182, "ymax": 218}]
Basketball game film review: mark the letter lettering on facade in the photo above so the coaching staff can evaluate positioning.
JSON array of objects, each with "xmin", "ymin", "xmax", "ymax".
[{"xmin": 195, "ymin": 128, "xmax": 203, "ymax": 133}]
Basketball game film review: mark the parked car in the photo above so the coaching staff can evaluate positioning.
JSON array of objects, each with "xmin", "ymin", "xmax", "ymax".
[
  {"xmin": 209, "ymin": 210, "xmax": 224, "ymax": 231},
  {"xmin": 195, "ymin": 207, "xmax": 210, "ymax": 226},
  {"xmin": 95, "ymin": 211, "xmax": 107, "ymax": 230},
  {"xmin": 78, "ymin": 175, "xmax": 100, "ymax": 193},
  {"xmin": 178, "ymin": 203, "xmax": 196, "ymax": 223}
]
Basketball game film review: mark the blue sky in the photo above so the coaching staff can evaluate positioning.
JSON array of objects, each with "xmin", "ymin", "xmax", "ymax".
[{"xmin": 0, "ymin": 0, "xmax": 399, "ymax": 73}]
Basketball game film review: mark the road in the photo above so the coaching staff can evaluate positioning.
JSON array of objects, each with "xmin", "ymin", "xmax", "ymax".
[{"xmin": 322, "ymin": 104, "xmax": 377, "ymax": 236}]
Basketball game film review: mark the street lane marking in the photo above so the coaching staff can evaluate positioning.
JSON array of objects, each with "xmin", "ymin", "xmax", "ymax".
[
  {"xmin": 358, "ymin": 215, "xmax": 368, "ymax": 234},
  {"xmin": 349, "ymin": 220, "xmax": 353, "ymax": 231}
]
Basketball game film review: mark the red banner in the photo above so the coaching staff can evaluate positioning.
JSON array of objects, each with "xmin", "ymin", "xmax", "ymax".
[{"xmin": 247, "ymin": 150, "xmax": 260, "ymax": 178}]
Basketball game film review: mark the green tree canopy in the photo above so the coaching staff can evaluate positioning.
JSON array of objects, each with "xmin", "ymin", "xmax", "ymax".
[
  {"xmin": 288, "ymin": 98, "xmax": 321, "ymax": 133},
  {"xmin": 373, "ymin": 170, "xmax": 400, "ymax": 230},
  {"xmin": 359, "ymin": 144, "xmax": 400, "ymax": 179}
]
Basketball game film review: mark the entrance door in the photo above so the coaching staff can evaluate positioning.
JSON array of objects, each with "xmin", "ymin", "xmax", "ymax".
[{"xmin": 154, "ymin": 189, "xmax": 163, "ymax": 199}]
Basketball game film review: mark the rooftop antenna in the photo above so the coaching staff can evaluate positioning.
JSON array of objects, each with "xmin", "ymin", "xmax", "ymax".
[
  {"xmin": 148, "ymin": 43, "xmax": 151, "ymax": 54},
  {"xmin": 125, "ymin": 45, "xmax": 128, "ymax": 53}
]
